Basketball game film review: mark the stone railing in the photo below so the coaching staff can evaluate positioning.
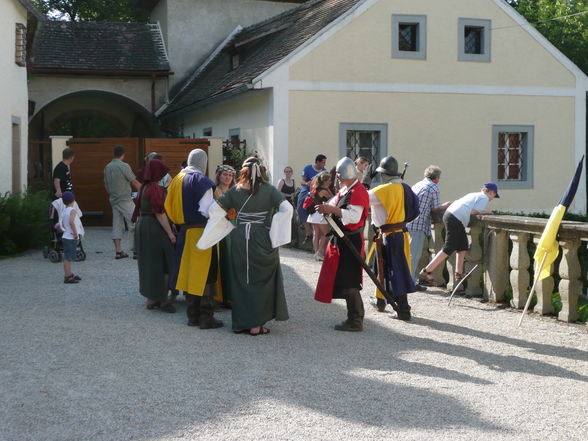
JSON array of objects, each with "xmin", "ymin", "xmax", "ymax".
[{"xmin": 422, "ymin": 214, "xmax": 588, "ymax": 323}]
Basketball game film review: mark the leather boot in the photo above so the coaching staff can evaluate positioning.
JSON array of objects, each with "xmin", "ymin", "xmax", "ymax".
[
  {"xmin": 186, "ymin": 294, "xmax": 201, "ymax": 326},
  {"xmin": 334, "ymin": 289, "xmax": 364, "ymax": 332},
  {"xmin": 199, "ymin": 284, "xmax": 224, "ymax": 329},
  {"xmin": 395, "ymin": 294, "xmax": 411, "ymax": 321}
]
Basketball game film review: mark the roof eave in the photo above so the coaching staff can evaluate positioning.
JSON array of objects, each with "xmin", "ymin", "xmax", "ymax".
[
  {"xmin": 17, "ymin": 0, "xmax": 45, "ymax": 20},
  {"xmin": 159, "ymin": 84, "xmax": 252, "ymax": 120},
  {"xmin": 27, "ymin": 67, "xmax": 173, "ymax": 77}
]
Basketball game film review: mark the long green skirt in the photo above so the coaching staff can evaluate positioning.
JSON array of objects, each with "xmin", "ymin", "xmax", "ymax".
[{"xmin": 135, "ymin": 215, "xmax": 175, "ymax": 302}]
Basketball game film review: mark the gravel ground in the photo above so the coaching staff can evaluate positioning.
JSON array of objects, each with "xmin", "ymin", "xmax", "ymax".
[{"xmin": 1, "ymin": 227, "xmax": 587, "ymax": 441}]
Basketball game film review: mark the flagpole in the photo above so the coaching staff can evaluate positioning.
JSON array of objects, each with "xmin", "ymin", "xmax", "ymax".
[{"xmin": 517, "ymin": 252, "xmax": 548, "ymax": 327}]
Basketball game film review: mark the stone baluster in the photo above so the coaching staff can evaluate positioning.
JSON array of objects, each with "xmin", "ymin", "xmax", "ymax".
[
  {"xmin": 429, "ymin": 222, "xmax": 446, "ymax": 284},
  {"xmin": 532, "ymin": 236, "xmax": 554, "ymax": 315},
  {"xmin": 558, "ymin": 238, "xmax": 581, "ymax": 322},
  {"xmin": 484, "ymin": 228, "xmax": 509, "ymax": 302},
  {"xmin": 509, "ymin": 232, "xmax": 530, "ymax": 308},
  {"xmin": 465, "ymin": 225, "xmax": 483, "ymax": 297}
]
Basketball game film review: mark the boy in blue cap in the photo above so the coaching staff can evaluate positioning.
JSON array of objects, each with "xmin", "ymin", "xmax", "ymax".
[
  {"xmin": 419, "ymin": 182, "xmax": 498, "ymax": 289},
  {"xmin": 61, "ymin": 191, "xmax": 84, "ymax": 283}
]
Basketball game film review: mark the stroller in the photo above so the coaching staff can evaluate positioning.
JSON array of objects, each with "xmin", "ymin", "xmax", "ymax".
[{"xmin": 42, "ymin": 199, "xmax": 87, "ymax": 263}]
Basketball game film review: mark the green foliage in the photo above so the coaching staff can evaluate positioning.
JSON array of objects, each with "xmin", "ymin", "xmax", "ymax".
[
  {"xmin": 32, "ymin": 0, "xmax": 149, "ymax": 22},
  {"xmin": 506, "ymin": 0, "xmax": 588, "ymax": 74},
  {"xmin": 0, "ymin": 190, "xmax": 50, "ymax": 256},
  {"xmin": 578, "ymin": 296, "xmax": 588, "ymax": 322}
]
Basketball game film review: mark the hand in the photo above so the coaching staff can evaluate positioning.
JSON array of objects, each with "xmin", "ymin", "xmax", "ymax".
[
  {"xmin": 56, "ymin": 190, "xmax": 62, "ymax": 198},
  {"xmin": 316, "ymin": 204, "xmax": 336, "ymax": 215},
  {"xmin": 168, "ymin": 233, "xmax": 176, "ymax": 244}
]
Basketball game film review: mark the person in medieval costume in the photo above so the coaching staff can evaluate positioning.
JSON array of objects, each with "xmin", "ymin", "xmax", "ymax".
[
  {"xmin": 314, "ymin": 157, "xmax": 370, "ymax": 332},
  {"xmin": 369, "ymin": 155, "xmax": 420, "ymax": 321},
  {"xmin": 164, "ymin": 149, "xmax": 223, "ymax": 329},
  {"xmin": 197, "ymin": 156, "xmax": 292, "ymax": 336}
]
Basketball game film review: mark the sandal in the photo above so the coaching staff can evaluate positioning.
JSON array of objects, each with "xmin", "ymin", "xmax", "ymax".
[
  {"xmin": 249, "ymin": 326, "xmax": 270, "ymax": 336},
  {"xmin": 115, "ymin": 251, "xmax": 129, "ymax": 260},
  {"xmin": 418, "ymin": 268, "xmax": 445, "ymax": 287},
  {"xmin": 146, "ymin": 301, "xmax": 160, "ymax": 310},
  {"xmin": 64, "ymin": 275, "xmax": 79, "ymax": 284},
  {"xmin": 453, "ymin": 272, "xmax": 466, "ymax": 292}
]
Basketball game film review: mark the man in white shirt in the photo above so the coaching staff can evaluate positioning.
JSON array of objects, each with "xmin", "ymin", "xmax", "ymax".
[{"xmin": 419, "ymin": 183, "xmax": 498, "ymax": 289}]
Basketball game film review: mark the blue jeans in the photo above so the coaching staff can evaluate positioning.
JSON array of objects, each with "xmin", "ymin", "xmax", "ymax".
[{"xmin": 296, "ymin": 189, "xmax": 310, "ymax": 224}]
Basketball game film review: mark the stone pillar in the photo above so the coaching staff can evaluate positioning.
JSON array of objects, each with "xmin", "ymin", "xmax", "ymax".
[
  {"xmin": 558, "ymin": 238, "xmax": 581, "ymax": 322},
  {"xmin": 509, "ymin": 232, "xmax": 530, "ymax": 308},
  {"xmin": 430, "ymin": 223, "xmax": 445, "ymax": 284},
  {"xmin": 465, "ymin": 225, "xmax": 483, "ymax": 297},
  {"xmin": 532, "ymin": 236, "xmax": 555, "ymax": 315},
  {"xmin": 50, "ymin": 136, "xmax": 72, "ymax": 171},
  {"xmin": 484, "ymin": 229, "xmax": 508, "ymax": 302}
]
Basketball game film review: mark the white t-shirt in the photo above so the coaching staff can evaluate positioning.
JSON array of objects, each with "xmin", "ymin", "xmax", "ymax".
[
  {"xmin": 61, "ymin": 206, "xmax": 84, "ymax": 239},
  {"xmin": 446, "ymin": 192, "xmax": 489, "ymax": 227}
]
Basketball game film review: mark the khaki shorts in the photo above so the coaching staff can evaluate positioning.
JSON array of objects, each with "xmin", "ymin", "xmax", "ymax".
[{"xmin": 111, "ymin": 200, "xmax": 135, "ymax": 241}]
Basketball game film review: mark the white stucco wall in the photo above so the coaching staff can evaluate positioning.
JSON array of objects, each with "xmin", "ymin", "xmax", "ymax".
[
  {"xmin": 153, "ymin": 0, "xmax": 301, "ymax": 88},
  {"xmin": 180, "ymin": 90, "xmax": 273, "ymax": 177},
  {"xmin": 0, "ymin": 0, "xmax": 29, "ymax": 194}
]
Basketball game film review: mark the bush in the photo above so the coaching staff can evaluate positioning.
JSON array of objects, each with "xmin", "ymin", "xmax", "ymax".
[{"xmin": 0, "ymin": 189, "xmax": 50, "ymax": 255}]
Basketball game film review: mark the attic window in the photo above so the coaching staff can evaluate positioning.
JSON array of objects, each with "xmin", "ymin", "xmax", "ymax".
[
  {"xmin": 231, "ymin": 53, "xmax": 240, "ymax": 70},
  {"xmin": 15, "ymin": 23, "xmax": 26, "ymax": 66},
  {"xmin": 391, "ymin": 15, "xmax": 426, "ymax": 60},
  {"xmin": 458, "ymin": 18, "xmax": 491, "ymax": 62}
]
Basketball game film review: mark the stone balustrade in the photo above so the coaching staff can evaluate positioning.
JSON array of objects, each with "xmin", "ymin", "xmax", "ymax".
[{"xmin": 421, "ymin": 214, "xmax": 588, "ymax": 323}]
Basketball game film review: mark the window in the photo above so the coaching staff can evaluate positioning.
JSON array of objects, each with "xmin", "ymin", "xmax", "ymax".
[
  {"xmin": 492, "ymin": 125, "xmax": 534, "ymax": 189},
  {"xmin": 202, "ymin": 127, "xmax": 212, "ymax": 136},
  {"xmin": 339, "ymin": 123, "xmax": 388, "ymax": 166},
  {"xmin": 15, "ymin": 23, "xmax": 26, "ymax": 66},
  {"xmin": 458, "ymin": 18, "xmax": 491, "ymax": 62},
  {"xmin": 392, "ymin": 15, "xmax": 426, "ymax": 60}
]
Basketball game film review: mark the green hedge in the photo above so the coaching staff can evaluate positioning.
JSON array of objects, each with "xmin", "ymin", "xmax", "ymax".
[{"xmin": 0, "ymin": 189, "xmax": 50, "ymax": 256}]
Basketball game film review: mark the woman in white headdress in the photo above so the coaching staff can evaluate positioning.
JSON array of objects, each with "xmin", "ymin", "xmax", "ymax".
[{"xmin": 198, "ymin": 156, "xmax": 292, "ymax": 335}]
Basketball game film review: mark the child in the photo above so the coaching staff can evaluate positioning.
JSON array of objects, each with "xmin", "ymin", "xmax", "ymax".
[{"xmin": 61, "ymin": 191, "xmax": 84, "ymax": 284}]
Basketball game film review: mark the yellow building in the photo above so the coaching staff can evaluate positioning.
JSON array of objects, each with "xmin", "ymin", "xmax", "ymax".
[{"xmin": 159, "ymin": 0, "xmax": 588, "ymax": 213}]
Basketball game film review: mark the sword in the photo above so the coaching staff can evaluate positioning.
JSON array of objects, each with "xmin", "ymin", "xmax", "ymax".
[
  {"xmin": 324, "ymin": 214, "xmax": 399, "ymax": 312},
  {"xmin": 447, "ymin": 264, "xmax": 479, "ymax": 306}
]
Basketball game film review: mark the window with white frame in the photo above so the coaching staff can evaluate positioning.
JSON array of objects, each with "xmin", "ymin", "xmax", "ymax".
[
  {"xmin": 15, "ymin": 23, "xmax": 26, "ymax": 66},
  {"xmin": 458, "ymin": 18, "xmax": 491, "ymax": 62},
  {"xmin": 491, "ymin": 125, "xmax": 534, "ymax": 189},
  {"xmin": 392, "ymin": 15, "xmax": 426, "ymax": 60},
  {"xmin": 339, "ymin": 123, "xmax": 388, "ymax": 166}
]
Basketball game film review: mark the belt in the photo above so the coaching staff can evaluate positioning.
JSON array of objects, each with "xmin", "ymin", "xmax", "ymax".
[
  {"xmin": 180, "ymin": 223, "xmax": 206, "ymax": 231},
  {"xmin": 379, "ymin": 222, "xmax": 406, "ymax": 233}
]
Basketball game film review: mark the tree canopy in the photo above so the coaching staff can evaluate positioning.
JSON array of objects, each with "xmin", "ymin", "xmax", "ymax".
[
  {"xmin": 32, "ymin": 0, "xmax": 148, "ymax": 22},
  {"xmin": 507, "ymin": 0, "xmax": 588, "ymax": 74}
]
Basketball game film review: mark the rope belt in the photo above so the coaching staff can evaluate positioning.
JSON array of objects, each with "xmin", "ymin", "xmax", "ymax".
[{"xmin": 237, "ymin": 211, "xmax": 269, "ymax": 284}]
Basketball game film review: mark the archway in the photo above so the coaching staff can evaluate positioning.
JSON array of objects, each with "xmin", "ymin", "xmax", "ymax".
[{"xmin": 28, "ymin": 90, "xmax": 160, "ymax": 186}]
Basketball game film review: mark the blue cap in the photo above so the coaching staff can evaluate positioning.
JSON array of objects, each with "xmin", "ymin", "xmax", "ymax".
[
  {"xmin": 484, "ymin": 182, "xmax": 500, "ymax": 198},
  {"xmin": 62, "ymin": 191, "xmax": 75, "ymax": 204}
]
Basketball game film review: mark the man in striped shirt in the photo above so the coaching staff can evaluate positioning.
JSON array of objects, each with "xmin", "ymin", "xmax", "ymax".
[{"xmin": 406, "ymin": 166, "xmax": 451, "ymax": 288}]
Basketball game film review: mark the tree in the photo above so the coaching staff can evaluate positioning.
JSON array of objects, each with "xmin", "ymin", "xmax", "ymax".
[
  {"xmin": 506, "ymin": 0, "xmax": 588, "ymax": 74},
  {"xmin": 32, "ymin": 0, "xmax": 148, "ymax": 22}
]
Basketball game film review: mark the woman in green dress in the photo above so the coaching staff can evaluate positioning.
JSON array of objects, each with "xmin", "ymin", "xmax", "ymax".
[
  {"xmin": 197, "ymin": 157, "xmax": 293, "ymax": 335},
  {"xmin": 213, "ymin": 165, "xmax": 236, "ymax": 308}
]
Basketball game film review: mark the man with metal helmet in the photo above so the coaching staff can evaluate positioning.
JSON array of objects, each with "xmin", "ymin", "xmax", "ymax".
[
  {"xmin": 165, "ymin": 149, "xmax": 223, "ymax": 329},
  {"xmin": 314, "ymin": 157, "xmax": 370, "ymax": 332},
  {"xmin": 369, "ymin": 155, "xmax": 420, "ymax": 320}
]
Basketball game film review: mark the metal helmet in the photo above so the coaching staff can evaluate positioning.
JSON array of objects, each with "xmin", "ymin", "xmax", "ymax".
[
  {"xmin": 376, "ymin": 155, "xmax": 399, "ymax": 176},
  {"xmin": 187, "ymin": 149, "xmax": 207, "ymax": 174},
  {"xmin": 336, "ymin": 157, "xmax": 358, "ymax": 180}
]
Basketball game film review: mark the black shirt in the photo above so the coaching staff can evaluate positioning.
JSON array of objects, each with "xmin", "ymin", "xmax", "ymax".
[{"xmin": 52, "ymin": 161, "xmax": 72, "ymax": 197}]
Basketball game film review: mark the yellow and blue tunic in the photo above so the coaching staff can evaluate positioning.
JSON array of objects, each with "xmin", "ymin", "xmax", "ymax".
[
  {"xmin": 371, "ymin": 182, "xmax": 419, "ymax": 300},
  {"xmin": 165, "ymin": 170, "xmax": 215, "ymax": 296}
]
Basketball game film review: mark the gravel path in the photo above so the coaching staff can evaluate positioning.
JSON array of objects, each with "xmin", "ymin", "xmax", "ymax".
[{"xmin": 1, "ymin": 227, "xmax": 587, "ymax": 441}]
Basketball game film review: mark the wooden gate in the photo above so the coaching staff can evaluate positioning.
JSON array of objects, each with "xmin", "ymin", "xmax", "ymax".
[
  {"xmin": 67, "ymin": 138, "xmax": 139, "ymax": 226},
  {"xmin": 144, "ymin": 138, "xmax": 210, "ymax": 177}
]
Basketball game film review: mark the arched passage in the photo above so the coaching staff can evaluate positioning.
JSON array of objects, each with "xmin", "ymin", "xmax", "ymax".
[{"xmin": 28, "ymin": 90, "xmax": 161, "ymax": 185}]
